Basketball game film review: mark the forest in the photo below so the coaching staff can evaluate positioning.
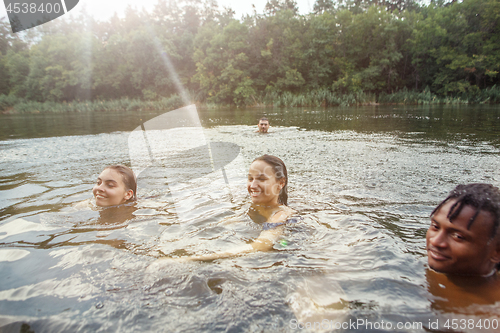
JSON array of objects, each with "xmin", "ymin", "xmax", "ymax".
[{"xmin": 1, "ymin": 0, "xmax": 500, "ymax": 112}]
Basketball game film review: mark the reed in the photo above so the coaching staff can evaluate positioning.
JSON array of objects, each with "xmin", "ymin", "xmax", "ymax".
[
  {"xmin": 4, "ymin": 95, "xmax": 185, "ymax": 114},
  {"xmin": 3, "ymin": 86, "xmax": 500, "ymax": 114},
  {"xmin": 378, "ymin": 87, "xmax": 435, "ymax": 104},
  {"xmin": 259, "ymin": 90, "xmax": 375, "ymax": 107},
  {"xmin": 0, "ymin": 94, "xmax": 23, "ymax": 111},
  {"xmin": 378, "ymin": 86, "xmax": 500, "ymax": 105}
]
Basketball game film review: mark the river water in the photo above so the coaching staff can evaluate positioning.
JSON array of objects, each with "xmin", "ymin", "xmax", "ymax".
[{"xmin": 1, "ymin": 105, "xmax": 500, "ymax": 332}]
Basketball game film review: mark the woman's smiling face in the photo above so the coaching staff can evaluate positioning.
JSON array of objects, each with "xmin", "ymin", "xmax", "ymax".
[
  {"xmin": 93, "ymin": 168, "xmax": 133, "ymax": 207},
  {"xmin": 247, "ymin": 160, "xmax": 283, "ymax": 206}
]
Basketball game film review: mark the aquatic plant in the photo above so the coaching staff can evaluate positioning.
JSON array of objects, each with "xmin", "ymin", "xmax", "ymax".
[
  {"xmin": 4, "ymin": 86, "xmax": 500, "ymax": 114},
  {"xmin": 6, "ymin": 95, "xmax": 185, "ymax": 114},
  {"xmin": 0, "ymin": 94, "xmax": 23, "ymax": 111}
]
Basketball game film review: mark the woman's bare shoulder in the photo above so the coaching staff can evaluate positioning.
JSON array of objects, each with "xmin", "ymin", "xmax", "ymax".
[{"xmin": 268, "ymin": 205, "xmax": 295, "ymax": 223}]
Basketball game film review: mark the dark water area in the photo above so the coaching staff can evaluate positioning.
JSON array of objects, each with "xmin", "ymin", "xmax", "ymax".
[
  {"xmin": 1, "ymin": 104, "xmax": 500, "ymax": 332},
  {"xmin": 3, "ymin": 104, "xmax": 500, "ymax": 143},
  {"xmin": 0, "ymin": 111, "xmax": 155, "ymax": 140}
]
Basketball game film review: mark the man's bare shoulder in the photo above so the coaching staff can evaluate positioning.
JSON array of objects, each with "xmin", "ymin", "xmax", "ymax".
[{"xmin": 427, "ymin": 269, "xmax": 500, "ymax": 313}]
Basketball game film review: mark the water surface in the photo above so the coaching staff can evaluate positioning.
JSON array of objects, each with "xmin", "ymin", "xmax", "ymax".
[{"xmin": 1, "ymin": 105, "xmax": 500, "ymax": 332}]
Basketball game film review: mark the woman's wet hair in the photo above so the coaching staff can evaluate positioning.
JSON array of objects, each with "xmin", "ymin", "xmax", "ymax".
[
  {"xmin": 253, "ymin": 154, "xmax": 288, "ymax": 206},
  {"xmin": 431, "ymin": 183, "xmax": 500, "ymax": 239},
  {"xmin": 104, "ymin": 165, "xmax": 137, "ymax": 202}
]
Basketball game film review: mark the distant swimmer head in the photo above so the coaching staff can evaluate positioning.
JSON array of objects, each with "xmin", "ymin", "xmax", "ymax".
[
  {"xmin": 93, "ymin": 165, "xmax": 137, "ymax": 207},
  {"xmin": 257, "ymin": 117, "xmax": 269, "ymax": 133},
  {"xmin": 247, "ymin": 155, "xmax": 288, "ymax": 206},
  {"xmin": 427, "ymin": 183, "xmax": 500, "ymax": 276}
]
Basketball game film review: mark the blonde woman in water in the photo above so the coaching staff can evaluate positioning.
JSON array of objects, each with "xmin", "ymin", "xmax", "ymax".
[{"xmin": 93, "ymin": 165, "xmax": 137, "ymax": 207}]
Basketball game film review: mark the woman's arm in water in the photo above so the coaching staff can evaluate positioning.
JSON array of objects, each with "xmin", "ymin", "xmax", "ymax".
[
  {"xmin": 182, "ymin": 211, "xmax": 289, "ymax": 261},
  {"xmin": 182, "ymin": 226, "xmax": 284, "ymax": 261}
]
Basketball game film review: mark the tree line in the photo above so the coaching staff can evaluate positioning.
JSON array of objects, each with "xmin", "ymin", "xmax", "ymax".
[{"xmin": 0, "ymin": 0, "xmax": 499, "ymax": 109}]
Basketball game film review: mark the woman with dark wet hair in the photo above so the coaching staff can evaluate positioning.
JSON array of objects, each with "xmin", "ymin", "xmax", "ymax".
[
  {"xmin": 162, "ymin": 154, "xmax": 296, "ymax": 262},
  {"xmin": 246, "ymin": 154, "xmax": 294, "ymax": 230}
]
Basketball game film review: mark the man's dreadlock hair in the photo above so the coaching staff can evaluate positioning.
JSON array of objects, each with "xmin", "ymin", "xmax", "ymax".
[{"xmin": 431, "ymin": 183, "xmax": 500, "ymax": 239}]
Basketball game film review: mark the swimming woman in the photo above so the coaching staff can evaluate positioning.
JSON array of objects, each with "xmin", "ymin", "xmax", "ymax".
[
  {"xmin": 179, "ymin": 154, "xmax": 295, "ymax": 261},
  {"xmin": 71, "ymin": 165, "xmax": 137, "ymax": 224},
  {"xmin": 93, "ymin": 165, "xmax": 137, "ymax": 207},
  {"xmin": 246, "ymin": 154, "xmax": 295, "ymax": 231}
]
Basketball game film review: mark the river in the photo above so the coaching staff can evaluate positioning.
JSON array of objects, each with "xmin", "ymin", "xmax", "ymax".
[{"xmin": 1, "ymin": 104, "xmax": 499, "ymax": 332}]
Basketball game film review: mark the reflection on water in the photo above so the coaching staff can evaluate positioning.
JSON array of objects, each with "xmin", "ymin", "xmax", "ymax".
[{"xmin": 1, "ymin": 105, "xmax": 500, "ymax": 332}]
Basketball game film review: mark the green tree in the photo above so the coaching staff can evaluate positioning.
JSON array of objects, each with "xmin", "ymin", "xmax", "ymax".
[
  {"xmin": 5, "ymin": 48, "xmax": 30, "ymax": 98},
  {"xmin": 338, "ymin": 0, "xmax": 420, "ymax": 13},
  {"xmin": 1, "ymin": 16, "xmax": 31, "ymax": 96},
  {"xmin": 246, "ymin": 9, "xmax": 308, "ymax": 95},
  {"xmin": 264, "ymin": 0, "xmax": 299, "ymax": 15},
  {"xmin": 0, "ymin": 18, "xmax": 13, "ymax": 95},
  {"xmin": 408, "ymin": 0, "xmax": 500, "ymax": 94},
  {"xmin": 25, "ymin": 31, "xmax": 97, "ymax": 101},
  {"xmin": 302, "ymin": 12, "xmax": 340, "ymax": 90},
  {"xmin": 313, "ymin": 0, "xmax": 336, "ymax": 14},
  {"xmin": 192, "ymin": 19, "xmax": 255, "ymax": 105},
  {"xmin": 332, "ymin": 6, "xmax": 404, "ymax": 94}
]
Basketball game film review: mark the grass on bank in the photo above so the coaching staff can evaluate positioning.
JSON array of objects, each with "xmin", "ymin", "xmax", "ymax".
[
  {"xmin": 2, "ymin": 86, "xmax": 500, "ymax": 113},
  {"xmin": 377, "ymin": 86, "xmax": 500, "ymax": 105},
  {"xmin": 0, "ymin": 95, "xmax": 184, "ymax": 114}
]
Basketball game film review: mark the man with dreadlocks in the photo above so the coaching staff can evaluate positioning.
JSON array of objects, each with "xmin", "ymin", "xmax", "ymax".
[
  {"xmin": 427, "ymin": 183, "xmax": 500, "ymax": 277},
  {"xmin": 425, "ymin": 184, "xmax": 500, "ymax": 313}
]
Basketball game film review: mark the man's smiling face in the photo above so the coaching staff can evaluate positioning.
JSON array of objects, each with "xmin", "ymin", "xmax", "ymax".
[{"xmin": 426, "ymin": 199, "xmax": 500, "ymax": 276}]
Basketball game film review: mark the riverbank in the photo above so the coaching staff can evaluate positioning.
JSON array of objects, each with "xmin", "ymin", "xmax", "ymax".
[{"xmin": 2, "ymin": 87, "xmax": 500, "ymax": 114}]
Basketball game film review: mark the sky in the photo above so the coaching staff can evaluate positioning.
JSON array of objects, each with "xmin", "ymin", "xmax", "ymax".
[{"xmin": 1, "ymin": 0, "xmax": 315, "ymax": 29}]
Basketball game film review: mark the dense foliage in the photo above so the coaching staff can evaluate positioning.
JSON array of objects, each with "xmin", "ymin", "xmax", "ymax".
[{"xmin": 1, "ymin": 0, "xmax": 499, "ymax": 109}]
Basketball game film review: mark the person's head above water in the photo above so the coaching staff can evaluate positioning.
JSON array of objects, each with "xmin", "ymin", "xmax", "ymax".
[
  {"xmin": 427, "ymin": 183, "xmax": 500, "ymax": 276},
  {"xmin": 247, "ymin": 154, "xmax": 288, "ymax": 206},
  {"xmin": 257, "ymin": 117, "xmax": 269, "ymax": 133},
  {"xmin": 93, "ymin": 165, "xmax": 137, "ymax": 207}
]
